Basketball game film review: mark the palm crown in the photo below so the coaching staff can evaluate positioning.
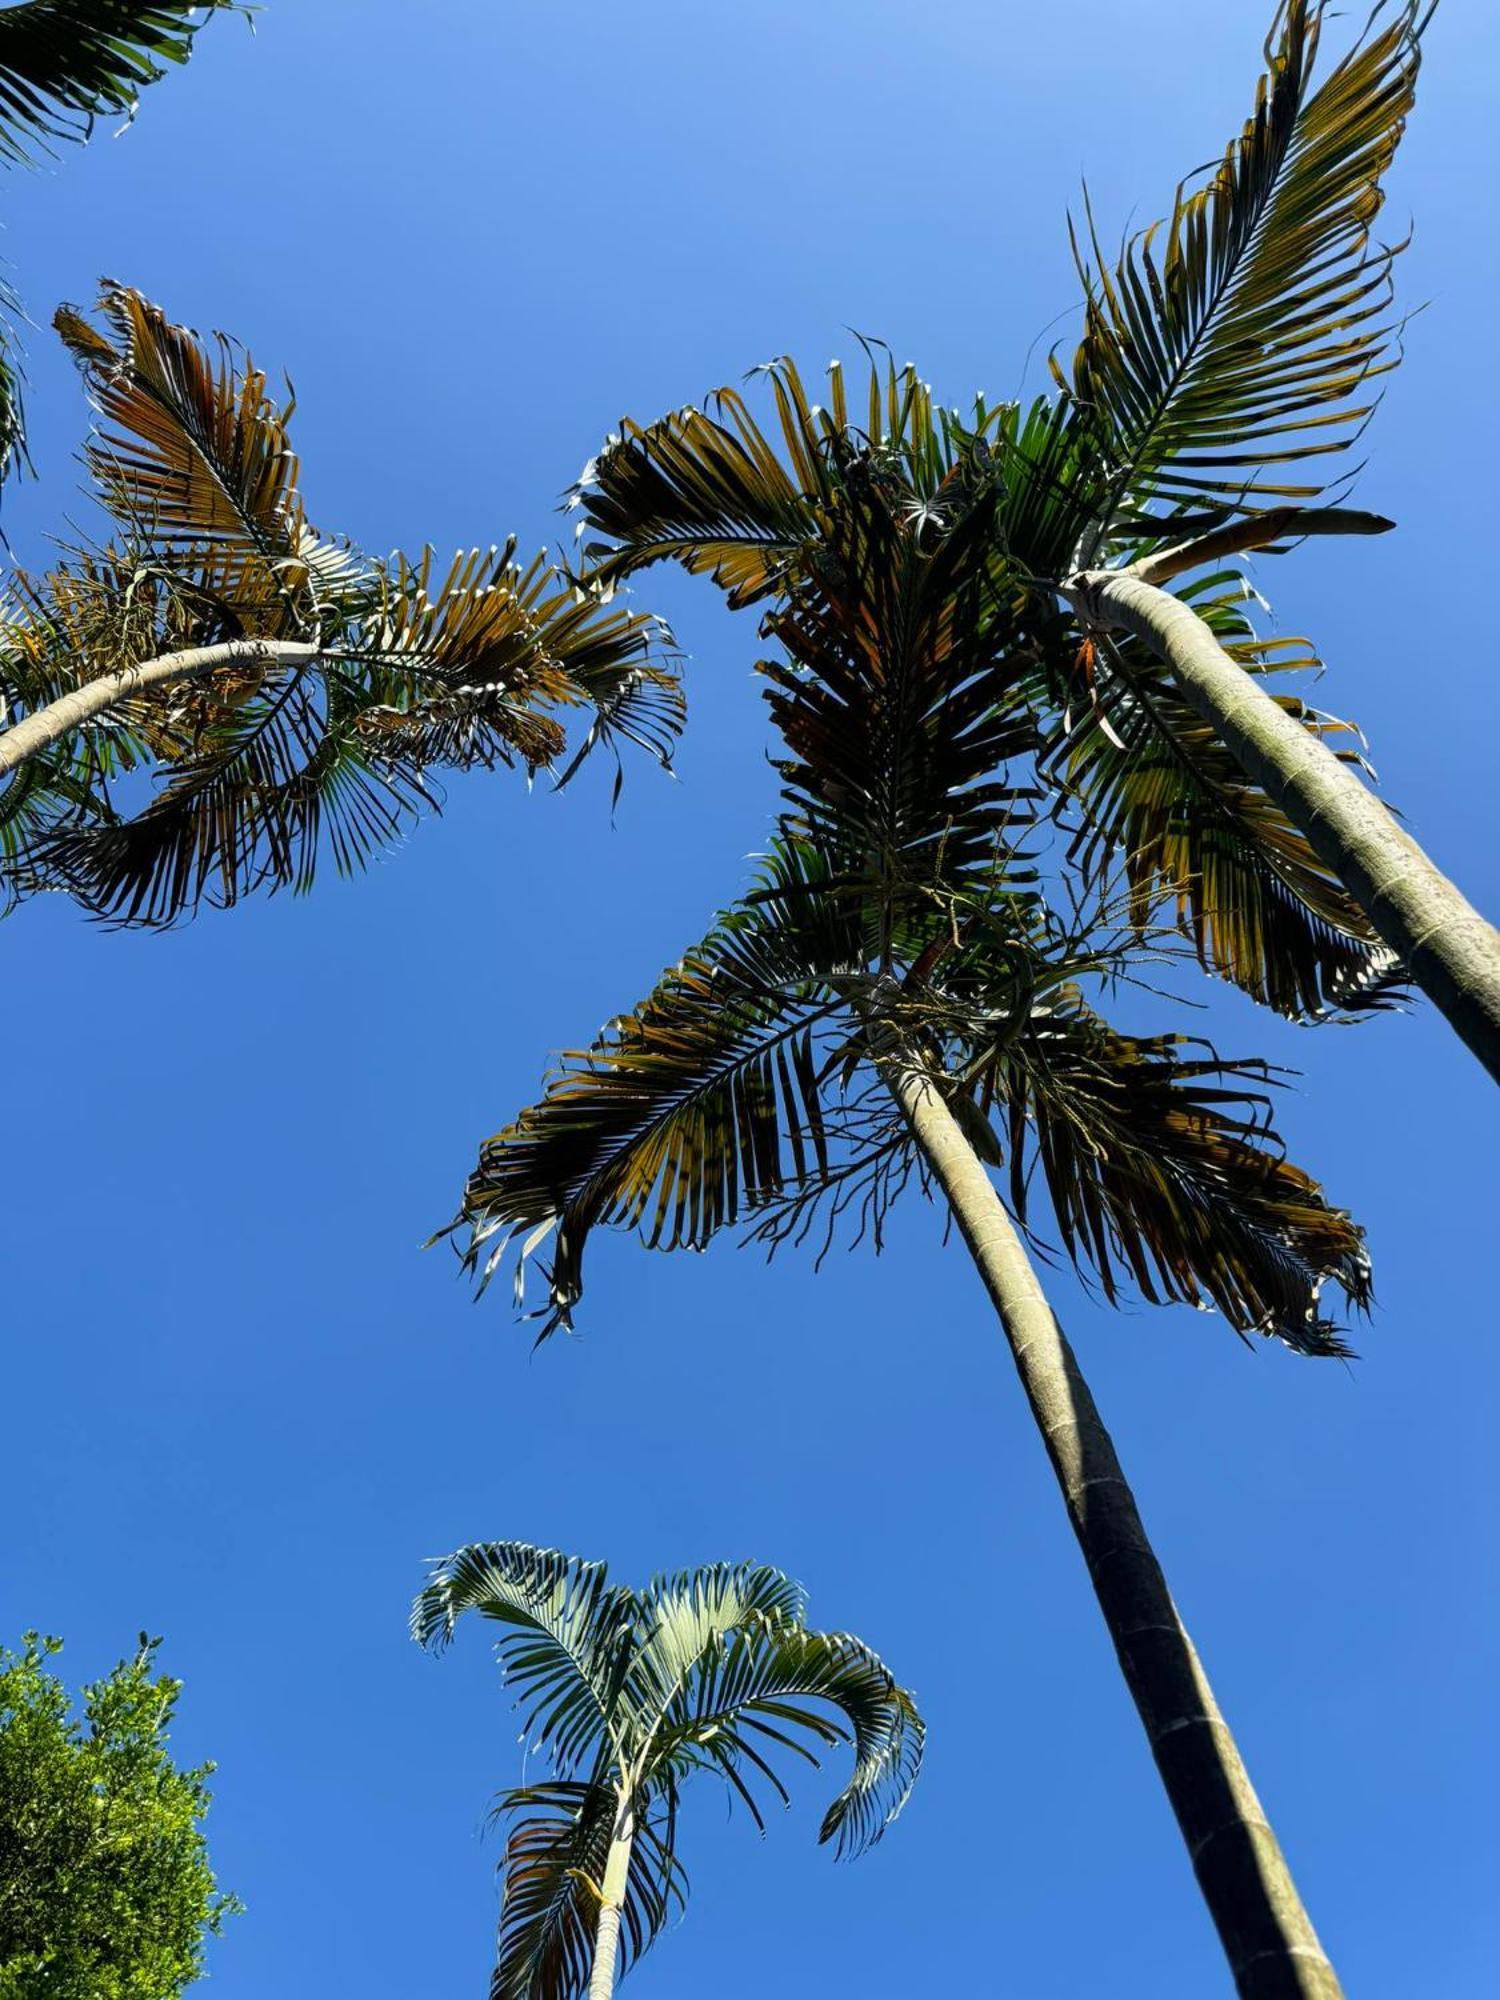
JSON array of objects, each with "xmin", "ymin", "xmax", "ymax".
[
  {"xmin": 566, "ymin": 0, "xmax": 1425, "ymax": 1025},
  {"xmin": 0, "ymin": 286, "xmax": 681, "ymax": 923},
  {"xmin": 448, "ymin": 353, "xmax": 1370, "ymax": 1358},
  {"xmin": 413, "ymin": 1542, "xmax": 922, "ymax": 2000}
]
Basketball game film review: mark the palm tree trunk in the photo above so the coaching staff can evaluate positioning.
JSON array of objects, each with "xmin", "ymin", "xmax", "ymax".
[
  {"xmin": 0, "ymin": 638, "xmax": 318, "ymax": 777},
  {"xmin": 587, "ymin": 1803, "xmax": 635, "ymax": 2000},
  {"xmin": 882, "ymin": 1050, "xmax": 1343, "ymax": 2000},
  {"xmin": 1065, "ymin": 568, "xmax": 1500, "ymax": 1084}
]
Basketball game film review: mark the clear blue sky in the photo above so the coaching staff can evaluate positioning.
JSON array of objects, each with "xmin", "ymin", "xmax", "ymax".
[{"xmin": 4, "ymin": 3, "xmax": 1497, "ymax": 1994}]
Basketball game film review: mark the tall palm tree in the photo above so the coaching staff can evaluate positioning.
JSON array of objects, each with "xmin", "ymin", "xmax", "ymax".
[
  {"xmin": 413, "ymin": 1541, "xmax": 922, "ymax": 2000},
  {"xmin": 572, "ymin": 0, "xmax": 1500, "ymax": 1086},
  {"xmin": 445, "ymin": 374, "xmax": 1371, "ymax": 1997},
  {"xmin": 0, "ymin": 2, "xmax": 240, "ymax": 474},
  {"xmin": 0, "ymin": 285, "xmax": 680, "ymax": 923},
  {"xmin": 1047, "ymin": 0, "xmax": 1500, "ymax": 1082}
]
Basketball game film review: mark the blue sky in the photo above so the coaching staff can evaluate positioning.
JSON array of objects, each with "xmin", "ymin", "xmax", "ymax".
[{"xmin": 4, "ymin": 2, "xmax": 1498, "ymax": 1994}]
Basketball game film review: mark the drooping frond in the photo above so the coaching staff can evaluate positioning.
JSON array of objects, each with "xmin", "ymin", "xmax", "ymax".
[
  {"xmin": 1042, "ymin": 572, "xmax": 1402, "ymax": 1016},
  {"xmin": 451, "ymin": 863, "xmax": 868, "ymax": 1329},
  {"xmin": 488, "ymin": 1781, "xmax": 687, "ymax": 2000},
  {"xmin": 969, "ymin": 989, "xmax": 1371, "ymax": 1354},
  {"xmin": 413, "ymin": 1544, "xmax": 636, "ymax": 1779},
  {"xmin": 0, "ymin": 2, "xmax": 235, "ymax": 166},
  {"xmin": 1061, "ymin": 0, "xmax": 1423, "ymax": 533},
  {"xmin": 647, "ymin": 1616, "xmax": 924, "ymax": 1860}
]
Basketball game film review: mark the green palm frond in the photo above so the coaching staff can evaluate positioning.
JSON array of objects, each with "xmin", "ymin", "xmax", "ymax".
[
  {"xmin": 1042, "ymin": 572, "xmax": 1401, "ymax": 1017},
  {"xmin": 414, "ymin": 1544, "xmax": 636, "ymax": 1778},
  {"xmin": 968, "ymin": 989, "xmax": 1371, "ymax": 1355},
  {"xmin": 648, "ymin": 1617, "xmax": 924, "ymax": 1859},
  {"xmin": 1061, "ymin": 0, "xmax": 1423, "ymax": 537},
  {"xmin": 487, "ymin": 1781, "xmax": 686, "ymax": 2000},
  {"xmin": 0, "ymin": 2, "xmax": 236, "ymax": 166},
  {"xmin": 451, "ymin": 874, "xmax": 864, "ymax": 1328}
]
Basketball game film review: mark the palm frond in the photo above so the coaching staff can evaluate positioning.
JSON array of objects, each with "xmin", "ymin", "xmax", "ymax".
[
  {"xmin": 0, "ymin": 2, "xmax": 236, "ymax": 166},
  {"xmin": 414, "ymin": 1544, "xmax": 636, "ymax": 1780},
  {"xmin": 626, "ymin": 1563, "xmax": 807, "ymax": 1735},
  {"xmin": 1061, "ymin": 0, "xmax": 1423, "ymax": 534},
  {"xmin": 487, "ymin": 1780, "xmax": 686, "ymax": 2000},
  {"xmin": 649, "ymin": 1620, "xmax": 924, "ymax": 1859},
  {"xmin": 1044, "ymin": 572, "xmax": 1403, "ymax": 1016},
  {"xmin": 55, "ymin": 284, "xmax": 310, "ymax": 632},
  {"xmin": 451, "ymin": 877, "xmax": 863, "ymax": 1330},
  {"xmin": 969, "ymin": 990, "xmax": 1371, "ymax": 1355}
]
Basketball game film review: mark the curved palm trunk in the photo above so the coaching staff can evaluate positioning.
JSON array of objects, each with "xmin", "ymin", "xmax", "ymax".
[
  {"xmin": 1066, "ymin": 569, "xmax": 1500, "ymax": 1085},
  {"xmin": 0, "ymin": 638, "xmax": 318, "ymax": 777},
  {"xmin": 883, "ymin": 1052, "xmax": 1343, "ymax": 2000},
  {"xmin": 587, "ymin": 1802, "xmax": 635, "ymax": 2000}
]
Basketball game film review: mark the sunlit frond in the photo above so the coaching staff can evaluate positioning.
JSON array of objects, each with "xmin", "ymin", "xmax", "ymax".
[
  {"xmin": 1061, "ymin": 0, "xmax": 1423, "ymax": 535},
  {"xmin": 648, "ymin": 1617, "xmax": 924, "ymax": 1859},
  {"xmin": 414, "ymin": 1543, "xmax": 636, "ymax": 1779},
  {"xmin": 55, "ymin": 284, "xmax": 309, "ymax": 632}
]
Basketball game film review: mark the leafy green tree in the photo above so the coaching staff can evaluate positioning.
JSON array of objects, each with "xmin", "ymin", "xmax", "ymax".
[
  {"xmin": 0, "ymin": 1631, "xmax": 238, "ymax": 1999},
  {"xmin": 414, "ymin": 1542, "xmax": 922, "ymax": 2000},
  {"xmin": 446, "ymin": 361, "xmax": 1369, "ymax": 1997},
  {"xmin": 0, "ymin": 3, "xmax": 241, "ymax": 473},
  {"xmin": 0, "ymin": 285, "xmax": 680, "ymax": 924}
]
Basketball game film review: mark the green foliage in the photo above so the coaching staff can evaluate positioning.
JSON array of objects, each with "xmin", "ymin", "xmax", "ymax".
[
  {"xmin": 415, "ymin": 1542, "xmax": 922, "ymax": 2000},
  {"xmin": 0, "ymin": 1632, "xmax": 239, "ymax": 1999}
]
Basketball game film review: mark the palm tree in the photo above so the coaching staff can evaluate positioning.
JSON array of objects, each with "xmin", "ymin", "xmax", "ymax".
[
  {"xmin": 413, "ymin": 1541, "xmax": 922, "ymax": 2000},
  {"xmin": 572, "ymin": 1, "xmax": 1500, "ymax": 1087},
  {"xmin": 1046, "ymin": 0, "xmax": 1500, "ymax": 1082},
  {"xmin": 0, "ymin": 285, "xmax": 680, "ymax": 924},
  {"xmin": 445, "ymin": 371, "xmax": 1371, "ymax": 1997},
  {"xmin": 0, "ymin": 2, "xmax": 240, "ymax": 473}
]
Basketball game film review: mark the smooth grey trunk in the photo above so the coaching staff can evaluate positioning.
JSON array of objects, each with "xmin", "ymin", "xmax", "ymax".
[
  {"xmin": 586, "ymin": 1802, "xmax": 635, "ymax": 2000},
  {"xmin": 1065, "ymin": 568, "xmax": 1500, "ymax": 1084},
  {"xmin": 883, "ymin": 1051, "xmax": 1343, "ymax": 2000},
  {"xmin": 0, "ymin": 639, "xmax": 319, "ymax": 778}
]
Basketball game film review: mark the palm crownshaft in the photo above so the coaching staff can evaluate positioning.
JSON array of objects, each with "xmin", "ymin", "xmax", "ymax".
[{"xmin": 413, "ymin": 1544, "xmax": 922, "ymax": 2000}]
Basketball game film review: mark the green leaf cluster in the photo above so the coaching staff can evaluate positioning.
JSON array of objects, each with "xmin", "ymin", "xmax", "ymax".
[{"xmin": 0, "ymin": 1632, "xmax": 239, "ymax": 2000}]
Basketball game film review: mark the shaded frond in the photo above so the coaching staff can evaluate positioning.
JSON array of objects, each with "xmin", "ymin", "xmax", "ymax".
[
  {"xmin": 452, "ymin": 874, "xmax": 863, "ymax": 1329},
  {"xmin": 0, "ymin": 2, "xmax": 235, "ymax": 166},
  {"xmin": 1062, "ymin": 0, "xmax": 1423, "ymax": 531},
  {"xmin": 488, "ymin": 1781, "xmax": 687, "ymax": 2000},
  {"xmin": 971, "ymin": 991, "xmax": 1371, "ymax": 1354},
  {"xmin": 1044, "ymin": 573, "xmax": 1402, "ymax": 1016}
]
